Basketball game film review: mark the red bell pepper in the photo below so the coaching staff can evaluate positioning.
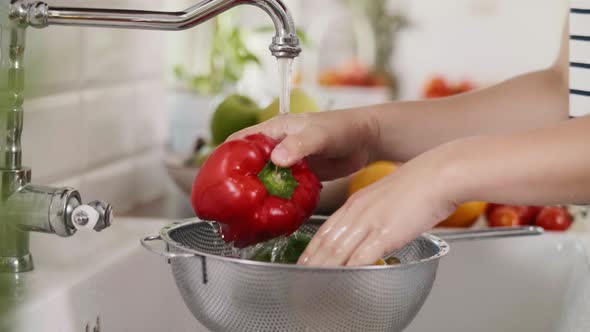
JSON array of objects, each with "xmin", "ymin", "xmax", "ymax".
[{"xmin": 191, "ymin": 133, "xmax": 322, "ymax": 247}]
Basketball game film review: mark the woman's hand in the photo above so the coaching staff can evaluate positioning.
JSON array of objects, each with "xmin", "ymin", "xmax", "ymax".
[
  {"xmin": 298, "ymin": 146, "xmax": 461, "ymax": 266},
  {"xmin": 228, "ymin": 109, "xmax": 380, "ymax": 181},
  {"xmin": 229, "ymin": 108, "xmax": 462, "ymax": 266}
]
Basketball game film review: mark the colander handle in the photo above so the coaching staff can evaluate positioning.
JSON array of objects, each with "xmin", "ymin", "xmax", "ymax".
[
  {"xmin": 432, "ymin": 226, "xmax": 544, "ymax": 242},
  {"xmin": 140, "ymin": 235, "xmax": 196, "ymax": 258}
]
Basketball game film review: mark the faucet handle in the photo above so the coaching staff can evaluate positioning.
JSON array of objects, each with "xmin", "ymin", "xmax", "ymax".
[{"xmin": 71, "ymin": 201, "xmax": 113, "ymax": 232}]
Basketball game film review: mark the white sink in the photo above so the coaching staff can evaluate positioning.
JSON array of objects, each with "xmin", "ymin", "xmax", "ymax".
[
  {"xmin": 406, "ymin": 233, "xmax": 590, "ymax": 332},
  {"xmin": 11, "ymin": 218, "xmax": 206, "ymax": 332},
  {"xmin": 9, "ymin": 219, "xmax": 590, "ymax": 332}
]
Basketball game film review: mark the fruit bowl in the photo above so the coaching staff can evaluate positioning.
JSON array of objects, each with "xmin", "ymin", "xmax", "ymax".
[
  {"xmin": 164, "ymin": 153, "xmax": 198, "ymax": 196},
  {"xmin": 164, "ymin": 152, "xmax": 347, "ymax": 215}
]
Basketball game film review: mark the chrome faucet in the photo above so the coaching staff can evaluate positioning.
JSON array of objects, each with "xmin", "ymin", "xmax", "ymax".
[
  {"xmin": 0, "ymin": 0, "xmax": 300, "ymax": 273},
  {"xmin": 11, "ymin": 0, "xmax": 301, "ymax": 58}
]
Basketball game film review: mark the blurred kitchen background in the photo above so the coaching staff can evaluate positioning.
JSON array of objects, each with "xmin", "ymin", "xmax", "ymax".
[{"xmin": 22, "ymin": 0, "xmax": 567, "ymax": 221}]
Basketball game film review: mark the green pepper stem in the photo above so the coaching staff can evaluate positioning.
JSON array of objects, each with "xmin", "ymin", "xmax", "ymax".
[{"xmin": 257, "ymin": 161, "xmax": 299, "ymax": 199}]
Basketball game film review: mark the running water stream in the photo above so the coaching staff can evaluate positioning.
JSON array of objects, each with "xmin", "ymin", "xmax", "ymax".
[{"xmin": 277, "ymin": 58, "xmax": 294, "ymax": 115}]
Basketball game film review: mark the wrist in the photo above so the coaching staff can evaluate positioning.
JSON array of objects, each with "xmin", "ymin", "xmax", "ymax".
[
  {"xmin": 362, "ymin": 103, "xmax": 399, "ymax": 162},
  {"xmin": 425, "ymin": 138, "xmax": 477, "ymax": 205}
]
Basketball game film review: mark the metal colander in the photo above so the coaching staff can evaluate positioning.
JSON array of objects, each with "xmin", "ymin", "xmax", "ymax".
[{"xmin": 141, "ymin": 216, "xmax": 542, "ymax": 332}]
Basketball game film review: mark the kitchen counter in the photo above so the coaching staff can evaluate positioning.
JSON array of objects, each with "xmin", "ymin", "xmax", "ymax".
[
  {"xmin": 9, "ymin": 217, "xmax": 201, "ymax": 332},
  {"xmin": 122, "ymin": 185, "xmax": 195, "ymax": 220}
]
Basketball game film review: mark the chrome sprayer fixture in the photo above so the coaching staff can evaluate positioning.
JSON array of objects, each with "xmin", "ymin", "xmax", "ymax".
[{"xmin": 0, "ymin": 0, "xmax": 300, "ymax": 273}]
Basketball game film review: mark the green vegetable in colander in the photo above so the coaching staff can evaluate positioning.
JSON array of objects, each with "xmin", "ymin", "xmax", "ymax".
[{"xmin": 248, "ymin": 232, "xmax": 312, "ymax": 264}]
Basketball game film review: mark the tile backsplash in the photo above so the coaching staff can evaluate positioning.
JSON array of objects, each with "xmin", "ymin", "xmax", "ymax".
[{"xmin": 22, "ymin": 0, "xmax": 169, "ymax": 215}]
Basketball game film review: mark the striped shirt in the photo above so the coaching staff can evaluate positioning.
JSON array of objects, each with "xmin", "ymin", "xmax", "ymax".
[{"xmin": 571, "ymin": 1, "xmax": 590, "ymax": 116}]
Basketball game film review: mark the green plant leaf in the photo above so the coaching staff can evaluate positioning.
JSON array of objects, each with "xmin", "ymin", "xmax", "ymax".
[
  {"xmin": 253, "ymin": 26, "xmax": 274, "ymax": 33},
  {"xmin": 173, "ymin": 18, "xmax": 264, "ymax": 95},
  {"xmin": 173, "ymin": 65, "xmax": 185, "ymax": 80},
  {"xmin": 239, "ymin": 52, "xmax": 260, "ymax": 65},
  {"xmin": 223, "ymin": 66, "xmax": 240, "ymax": 82},
  {"xmin": 296, "ymin": 28, "xmax": 310, "ymax": 46},
  {"xmin": 190, "ymin": 75, "xmax": 214, "ymax": 94}
]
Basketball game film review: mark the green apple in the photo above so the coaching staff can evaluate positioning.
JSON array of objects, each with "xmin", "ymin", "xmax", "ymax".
[
  {"xmin": 210, "ymin": 94, "xmax": 260, "ymax": 145},
  {"xmin": 258, "ymin": 88, "xmax": 320, "ymax": 123}
]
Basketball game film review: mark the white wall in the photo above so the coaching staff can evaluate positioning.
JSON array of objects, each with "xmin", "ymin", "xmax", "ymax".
[
  {"xmin": 22, "ymin": 0, "xmax": 169, "ymax": 213},
  {"xmin": 395, "ymin": 0, "xmax": 567, "ymax": 98},
  {"xmin": 242, "ymin": 0, "xmax": 568, "ymax": 100}
]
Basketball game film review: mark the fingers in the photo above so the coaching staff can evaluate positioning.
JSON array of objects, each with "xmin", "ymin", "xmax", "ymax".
[
  {"xmin": 297, "ymin": 207, "xmax": 346, "ymax": 264},
  {"xmin": 300, "ymin": 219, "xmax": 370, "ymax": 266},
  {"xmin": 298, "ymin": 177, "xmax": 417, "ymax": 267},
  {"xmin": 226, "ymin": 113, "xmax": 329, "ymax": 168},
  {"xmin": 345, "ymin": 232, "xmax": 389, "ymax": 266},
  {"xmin": 226, "ymin": 114, "xmax": 302, "ymax": 142},
  {"xmin": 298, "ymin": 191, "xmax": 376, "ymax": 266},
  {"xmin": 270, "ymin": 129, "xmax": 328, "ymax": 167}
]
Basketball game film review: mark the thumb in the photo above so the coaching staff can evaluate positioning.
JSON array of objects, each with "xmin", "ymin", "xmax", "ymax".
[{"xmin": 271, "ymin": 130, "xmax": 327, "ymax": 167}]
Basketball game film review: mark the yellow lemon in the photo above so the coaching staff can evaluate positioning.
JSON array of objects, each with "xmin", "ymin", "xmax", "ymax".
[
  {"xmin": 258, "ymin": 88, "xmax": 320, "ymax": 123},
  {"xmin": 438, "ymin": 202, "xmax": 488, "ymax": 228},
  {"xmin": 348, "ymin": 161, "xmax": 398, "ymax": 197},
  {"xmin": 374, "ymin": 258, "xmax": 387, "ymax": 265}
]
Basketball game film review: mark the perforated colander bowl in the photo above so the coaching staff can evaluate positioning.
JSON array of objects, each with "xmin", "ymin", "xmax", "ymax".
[{"xmin": 141, "ymin": 216, "xmax": 542, "ymax": 332}]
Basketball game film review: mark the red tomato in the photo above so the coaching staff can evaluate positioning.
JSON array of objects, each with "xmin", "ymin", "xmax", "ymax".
[
  {"xmin": 514, "ymin": 206, "xmax": 543, "ymax": 225},
  {"xmin": 536, "ymin": 206, "xmax": 572, "ymax": 231},
  {"xmin": 423, "ymin": 77, "xmax": 476, "ymax": 98},
  {"xmin": 423, "ymin": 76, "xmax": 451, "ymax": 98},
  {"xmin": 487, "ymin": 206, "xmax": 523, "ymax": 227},
  {"xmin": 486, "ymin": 204, "xmax": 542, "ymax": 226},
  {"xmin": 369, "ymin": 74, "xmax": 388, "ymax": 87},
  {"xmin": 337, "ymin": 61, "xmax": 373, "ymax": 86},
  {"xmin": 527, "ymin": 206, "xmax": 544, "ymax": 220},
  {"xmin": 485, "ymin": 203, "xmax": 502, "ymax": 217}
]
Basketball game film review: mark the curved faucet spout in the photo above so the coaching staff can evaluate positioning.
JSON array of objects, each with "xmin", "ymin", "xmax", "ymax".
[{"xmin": 11, "ymin": 0, "xmax": 301, "ymax": 58}]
